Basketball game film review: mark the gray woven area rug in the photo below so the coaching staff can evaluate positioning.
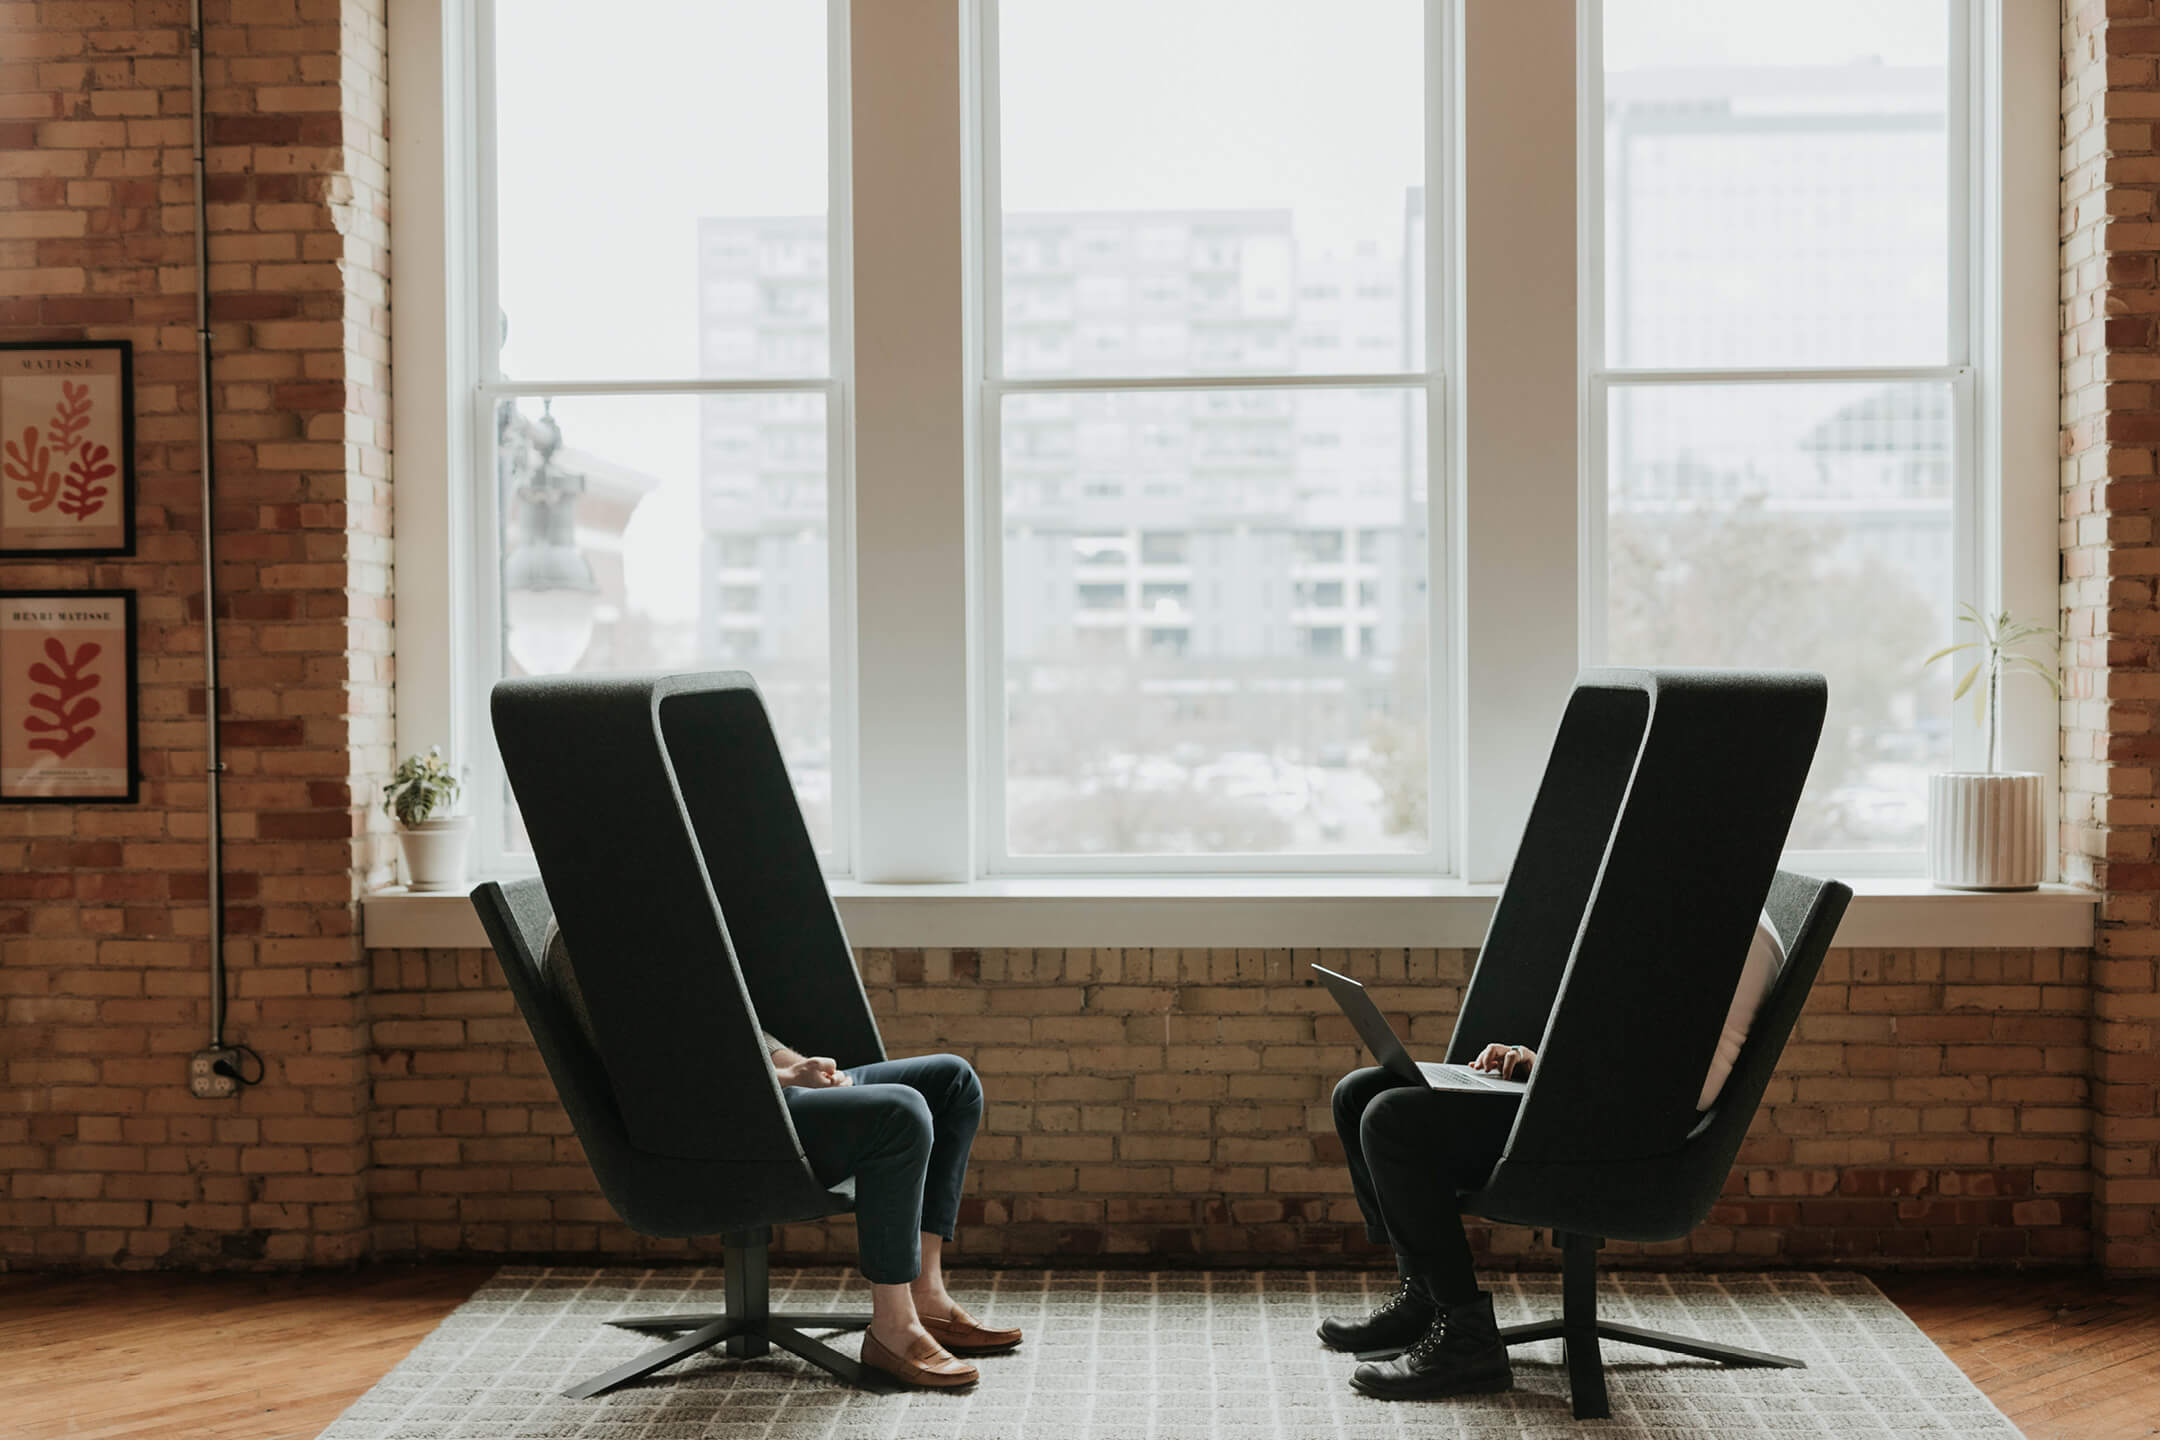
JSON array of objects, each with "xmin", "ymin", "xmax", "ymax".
[{"xmin": 319, "ymin": 1267, "xmax": 2020, "ymax": 1439}]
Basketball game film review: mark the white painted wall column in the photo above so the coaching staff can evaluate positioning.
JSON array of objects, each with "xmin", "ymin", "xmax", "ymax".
[
  {"xmin": 1454, "ymin": 0, "xmax": 1580, "ymax": 881},
  {"xmin": 1989, "ymin": 0, "xmax": 2064, "ymax": 879},
  {"xmin": 849, "ymin": 0, "xmax": 976, "ymax": 881}
]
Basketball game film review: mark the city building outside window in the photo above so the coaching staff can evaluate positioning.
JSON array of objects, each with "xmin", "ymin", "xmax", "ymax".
[
  {"xmin": 1588, "ymin": 0, "xmax": 1967, "ymax": 856},
  {"xmin": 985, "ymin": 0, "xmax": 1433, "ymax": 865},
  {"xmin": 473, "ymin": 0, "xmax": 844, "ymax": 869}
]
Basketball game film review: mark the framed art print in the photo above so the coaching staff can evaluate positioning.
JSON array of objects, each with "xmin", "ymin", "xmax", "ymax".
[
  {"xmin": 0, "ymin": 340, "xmax": 135, "ymax": 557},
  {"xmin": 0, "ymin": 590, "xmax": 138, "ymax": 804}
]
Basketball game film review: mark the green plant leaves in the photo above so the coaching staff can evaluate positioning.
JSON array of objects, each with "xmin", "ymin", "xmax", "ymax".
[
  {"xmin": 1922, "ymin": 640, "xmax": 1977, "ymax": 668},
  {"xmin": 383, "ymin": 744, "xmax": 464, "ymax": 826},
  {"xmin": 1923, "ymin": 606, "xmax": 2061, "ymax": 769}
]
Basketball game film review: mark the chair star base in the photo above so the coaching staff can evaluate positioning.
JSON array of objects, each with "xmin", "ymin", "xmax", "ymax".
[
  {"xmin": 566, "ymin": 1313, "xmax": 882, "ymax": 1399},
  {"xmin": 561, "ymin": 1228, "xmax": 886, "ymax": 1399},
  {"xmin": 1354, "ymin": 1234, "xmax": 1806, "ymax": 1421},
  {"xmin": 607, "ymin": 1309, "xmax": 875, "ymax": 1336}
]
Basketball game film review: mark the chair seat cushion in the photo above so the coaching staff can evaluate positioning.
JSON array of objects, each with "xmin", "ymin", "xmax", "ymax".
[
  {"xmin": 541, "ymin": 919, "xmax": 604, "ymax": 1056},
  {"xmin": 1698, "ymin": 912, "xmax": 1786, "ymax": 1111}
]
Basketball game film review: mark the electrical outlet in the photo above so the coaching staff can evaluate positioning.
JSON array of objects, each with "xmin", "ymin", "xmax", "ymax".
[{"xmin": 189, "ymin": 1047, "xmax": 241, "ymax": 1100}]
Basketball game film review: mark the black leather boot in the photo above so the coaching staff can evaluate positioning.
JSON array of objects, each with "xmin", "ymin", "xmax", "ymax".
[
  {"xmin": 1317, "ymin": 1273, "xmax": 1435, "ymax": 1353},
  {"xmin": 1349, "ymin": 1292, "xmax": 1513, "ymax": 1400}
]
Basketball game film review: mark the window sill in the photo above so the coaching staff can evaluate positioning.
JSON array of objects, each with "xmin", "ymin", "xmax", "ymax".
[{"xmin": 362, "ymin": 876, "xmax": 2096, "ymax": 952}]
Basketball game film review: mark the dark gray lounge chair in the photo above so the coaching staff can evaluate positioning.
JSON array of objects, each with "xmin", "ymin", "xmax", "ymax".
[
  {"xmin": 1394, "ymin": 669, "xmax": 1851, "ymax": 1418},
  {"xmin": 472, "ymin": 671, "xmax": 887, "ymax": 1398}
]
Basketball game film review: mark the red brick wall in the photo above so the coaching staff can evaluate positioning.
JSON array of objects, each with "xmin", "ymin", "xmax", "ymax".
[
  {"xmin": 0, "ymin": 0, "xmax": 392, "ymax": 1268},
  {"xmin": 2063, "ymin": 0, "xmax": 2160, "ymax": 1275},
  {"xmin": 365, "ymin": 944, "xmax": 2093, "ymax": 1270}
]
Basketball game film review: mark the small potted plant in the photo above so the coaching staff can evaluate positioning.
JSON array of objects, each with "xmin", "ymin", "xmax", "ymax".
[
  {"xmin": 1922, "ymin": 606, "xmax": 2060, "ymax": 890},
  {"xmin": 383, "ymin": 746, "xmax": 470, "ymax": 892}
]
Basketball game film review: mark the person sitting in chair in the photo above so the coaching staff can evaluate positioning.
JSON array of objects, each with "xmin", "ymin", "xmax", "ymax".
[
  {"xmin": 541, "ymin": 922, "xmax": 1019, "ymax": 1391},
  {"xmin": 763, "ymin": 1032, "xmax": 1022, "ymax": 1390},
  {"xmin": 1319, "ymin": 913, "xmax": 1786, "ymax": 1400}
]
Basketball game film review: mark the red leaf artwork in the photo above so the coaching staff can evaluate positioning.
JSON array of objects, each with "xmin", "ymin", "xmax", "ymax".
[
  {"xmin": 57, "ymin": 441, "xmax": 113, "ymax": 521},
  {"xmin": 4, "ymin": 424, "xmax": 58, "ymax": 512},
  {"xmin": 23, "ymin": 637, "xmax": 103, "ymax": 761},
  {"xmin": 45, "ymin": 381, "xmax": 92, "ymax": 456}
]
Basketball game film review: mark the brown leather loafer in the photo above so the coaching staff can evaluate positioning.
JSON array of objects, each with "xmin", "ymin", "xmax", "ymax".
[
  {"xmin": 922, "ymin": 1306, "xmax": 1024, "ymax": 1355},
  {"xmin": 860, "ymin": 1329, "xmax": 979, "ymax": 1389}
]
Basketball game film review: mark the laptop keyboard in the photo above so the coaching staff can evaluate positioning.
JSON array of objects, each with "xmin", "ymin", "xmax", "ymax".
[{"xmin": 1418, "ymin": 1061, "xmax": 1519, "ymax": 1090}]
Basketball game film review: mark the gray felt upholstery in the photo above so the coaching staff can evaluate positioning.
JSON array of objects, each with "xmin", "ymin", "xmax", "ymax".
[
  {"xmin": 1450, "ymin": 668, "xmax": 1852, "ymax": 1243},
  {"xmin": 539, "ymin": 922, "xmax": 601, "ymax": 1056},
  {"xmin": 471, "ymin": 671, "xmax": 879, "ymax": 1238}
]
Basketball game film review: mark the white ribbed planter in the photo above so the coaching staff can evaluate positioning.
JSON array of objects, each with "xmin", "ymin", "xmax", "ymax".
[
  {"xmin": 398, "ymin": 816, "xmax": 472, "ymax": 893},
  {"xmin": 1927, "ymin": 772, "xmax": 2043, "ymax": 891}
]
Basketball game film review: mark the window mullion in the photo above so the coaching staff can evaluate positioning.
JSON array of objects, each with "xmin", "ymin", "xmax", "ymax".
[
  {"xmin": 977, "ymin": 0, "xmax": 1005, "ymax": 386},
  {"xmin": 993, "ymin": 372, "xmax": 1427, "ymax": 394},
  {"xmin": 468, "ymin": 383, "xmax": 509, "ymax": 875},
  {"xmin": 476, "ymin": 378, "xmax": 838, "ymax": 398},
  {"xmin": 828, "ymin": 0, "xmax": 859, "ymax": 879},
  {"xmin": 1599, "ymin": 366, "xmax": 1970, "ymax": 386}
]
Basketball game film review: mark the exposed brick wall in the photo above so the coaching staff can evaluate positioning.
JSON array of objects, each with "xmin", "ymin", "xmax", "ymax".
[
  {"xmin": 0, "ymin": 0, "xmax": 393, "ymax": 1268},
  {"xmin": 365, "ymin": 945, "xmax": 2093, "ymax": 1270},
  {"xmin": 3, "ymin": 1, "xmax": 2156, "ymax": 1277},
  {"xmin": 2062, "ymin": 0, "xmax": 2160, "ymax": 1274}
]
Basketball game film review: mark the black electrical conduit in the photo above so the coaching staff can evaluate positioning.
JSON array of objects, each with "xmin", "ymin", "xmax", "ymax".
[{"xmin": 187, "ymin": 1, "xmax": 229, "ymax": 1057}]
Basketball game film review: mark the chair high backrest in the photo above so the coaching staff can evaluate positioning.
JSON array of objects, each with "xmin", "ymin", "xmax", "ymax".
[
  {"xmin": 1449, "ymin": 669, "xmax": 1846, "ymax": 1242},
  {"xmin": 1445, "ymin": 680, "xmax": 1648, "ymax": 1065},
  {"xmin": 489, "ymin": 672, "xmax": 884, "ymax": 1171},
  {"xmin": 658, "ymin": 686, "xmax": 882, "ymax": 1067}
]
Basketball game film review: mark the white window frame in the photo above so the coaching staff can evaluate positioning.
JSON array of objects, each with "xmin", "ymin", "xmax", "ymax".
[
  {"xmin": 409, "ymin": 0, "xmax": 859, "ymax": 879},
  {"xmin": 970, "ymin": 0, "xmax": 1456, "ymax": 876},
  {"xmin": 388, "ymin": 0, "xmax": 2056, "ymax": 895},
  {"xmin": 1574, "ymin": 0, "xmax": 2053, "ymax": 880}
]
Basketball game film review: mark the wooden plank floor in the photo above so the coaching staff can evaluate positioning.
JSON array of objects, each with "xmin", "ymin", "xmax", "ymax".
[
  {"xmin": 1876, "ymin": 1271, "xmax": 2160, "ymax": 1439},
  {"xmin": 0, "ymin": 1266, "xmax": 485, "ymax": 1440},
  {"xmin": 1, "ymin": 1266, "xmax": 2153, "ymax": 1438}
]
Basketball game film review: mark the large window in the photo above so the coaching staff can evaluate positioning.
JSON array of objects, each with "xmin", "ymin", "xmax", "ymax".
[
  {"xmin": 475, "ymin": 0, "xmax": 847, "ymax": 870},
  {"xmin": 981, "ymin": 0, "xmax": 1437, "ymax": 868},
  {"xmin": 1587, "ymin": 0, "xmax": 1965, "ymax": 857},
  {"xmin": 417, "ymin": 1, "xmax": 2041, "ymax": 887}
]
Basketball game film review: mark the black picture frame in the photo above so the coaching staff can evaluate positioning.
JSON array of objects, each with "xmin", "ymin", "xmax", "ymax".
[
  {"xmin": 0, "ymin": 588, "xmax": 140, "ymax": 805},
  {"xmin": 0, "ymin": 339, "xmax": 137, "ymax": 559}
]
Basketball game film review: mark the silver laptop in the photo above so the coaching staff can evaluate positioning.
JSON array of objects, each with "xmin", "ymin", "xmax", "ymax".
[{"xmin": 1311, "ymin": 964, "xmax": 1529, "ymax": 1094}]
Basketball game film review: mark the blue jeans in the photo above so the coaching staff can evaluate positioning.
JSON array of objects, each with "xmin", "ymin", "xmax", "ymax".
[{"xmin": 784, "ymin": 1053, "xmax": 983, "ymax": 1285}]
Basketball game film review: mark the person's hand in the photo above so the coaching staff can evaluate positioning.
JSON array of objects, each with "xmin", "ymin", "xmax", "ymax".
[
  {"xmin": 1471, "ymin": 1042, "xmax": 1535, "ymax": 1081},
  {"xmin": 777, "ymin": 1055, "xmax": 852, "ymax": 1089}
]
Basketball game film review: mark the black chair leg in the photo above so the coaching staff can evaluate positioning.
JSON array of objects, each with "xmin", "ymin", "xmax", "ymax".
[
  {"xmin": 566, "ymin": 1316, "xmax": 743, "ymax": 1400},
  {"xmin": 725, "ymin": 1228, "xmax": 770, "ymax": 1359},
  {"xmin": 767, "ymin": 1321, "xmax": 892, "ymax": 1390},
  {"xmin": 568, "ymin": 1228, "xmax": 882, "ymax": 1399},
  {"xmin": 1559, "ymin": 1233, "xmax": 1609, "ymax": 1421},
  {"xmin": 1496, "ymin": 1232, "xmax": 1806, "ymax": 1421},
  {"xmin": 1592, "ymin": 1319, "xmax": 1804, "ymax": 1370}
]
